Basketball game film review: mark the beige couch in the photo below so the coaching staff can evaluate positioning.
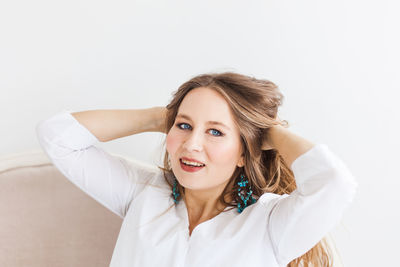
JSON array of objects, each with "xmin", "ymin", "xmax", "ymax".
[{"xmin": 0, "ymin": 151, "xmax": 123, "ymax": 267}]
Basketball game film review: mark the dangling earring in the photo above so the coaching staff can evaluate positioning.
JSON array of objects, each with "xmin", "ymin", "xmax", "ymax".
[
  {"xmin": 172, "ymin": 177, "xmax": 180, "ymax": 204},
  {"xmin": 237, "ymin": 173, "xmax": 257, "ymax": 213}
]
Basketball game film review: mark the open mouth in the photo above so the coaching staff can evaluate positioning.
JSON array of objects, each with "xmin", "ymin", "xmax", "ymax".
[{"xmin": 179, "ymin": 159, "xmax": 205, "ymax": 172}]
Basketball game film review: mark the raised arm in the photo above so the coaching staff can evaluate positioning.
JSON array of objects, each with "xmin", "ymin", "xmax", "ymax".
[
  {"xmin": 262, "ymin": 125, "xmax": 358, "ymax": 266},
  {"xmin": 70, "ymin": 107, "xmax": 167, "ymax": 142},
  {"xmin": 35, "ymin": 107, "xmax": 167, "ymax": 219}
]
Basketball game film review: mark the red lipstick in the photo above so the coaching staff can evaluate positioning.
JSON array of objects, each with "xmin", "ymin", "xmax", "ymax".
[{"xmin": 180, "ymin": 158, "xmax": 205, "ymax": 172}]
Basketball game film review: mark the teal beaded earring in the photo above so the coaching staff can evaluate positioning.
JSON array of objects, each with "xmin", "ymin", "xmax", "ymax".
[
  {"xmin": 172, "ymin": 178, "xmax": 180, "ymax": 204},
  {"xmin": 237, "ymin": 173, "xmax": 257, "ymax": 213}
]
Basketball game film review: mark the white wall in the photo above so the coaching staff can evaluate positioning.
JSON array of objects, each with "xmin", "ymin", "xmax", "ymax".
[{"xmin": 1, "ymin": 0, "xmax": 399, "ymax": 265}]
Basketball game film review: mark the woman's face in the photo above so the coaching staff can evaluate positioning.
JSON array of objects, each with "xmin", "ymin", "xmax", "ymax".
[{"xmin": 166, "ymin": 87, "xmax": 244, "ymax": 193}]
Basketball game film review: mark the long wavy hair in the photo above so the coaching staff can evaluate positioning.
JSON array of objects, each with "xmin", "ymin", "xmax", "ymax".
[{"xmin": 157, "ymin": 71, "xmax": 337, "ymax": 266}]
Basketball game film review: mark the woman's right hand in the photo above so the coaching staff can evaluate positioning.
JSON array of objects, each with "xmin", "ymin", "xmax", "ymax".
[{"xmin": 152, "ymin": 106, "xmax": 168, "ymax": 134}]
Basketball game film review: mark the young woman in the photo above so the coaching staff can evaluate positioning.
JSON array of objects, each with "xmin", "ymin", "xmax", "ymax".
[{"xmin": 36, "ymin": 72, "xmax": 358, "ymax": 267}]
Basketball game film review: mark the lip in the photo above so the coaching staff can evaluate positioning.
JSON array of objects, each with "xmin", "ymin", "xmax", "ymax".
[
  {"xmin": 180, "ymin": 159, "xmax": 205, "ymax": 172},
  {"xmin": 180, "ymin": 157, "xmax": 205, "ymax": 165}
]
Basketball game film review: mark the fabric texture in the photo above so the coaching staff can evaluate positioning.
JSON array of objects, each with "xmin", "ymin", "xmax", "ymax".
[
  {"xmin": 0, "ymin": 154, "xmax": 122, "ymax": 267},
  {"xmin": 36, "ymin": 110, "xmax": 358, "ymax": 267}
]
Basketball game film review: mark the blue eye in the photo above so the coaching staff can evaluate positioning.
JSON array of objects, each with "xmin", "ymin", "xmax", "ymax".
[
  {"xmin": 177, "ymin": 123, "xmax": 191, "ymax": 130},
  {"xmin": 175, "ymin": 123, "xmax": 224, "ymax": 137},
  {"xmin": 209, "ymin": 129, "xmax": 222, "ymax": 136}
]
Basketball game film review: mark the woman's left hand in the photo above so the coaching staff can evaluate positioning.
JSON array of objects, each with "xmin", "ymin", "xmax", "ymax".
[{"xmin": 261, "ymin": 117, "xmax": 288, "ymax": 150}]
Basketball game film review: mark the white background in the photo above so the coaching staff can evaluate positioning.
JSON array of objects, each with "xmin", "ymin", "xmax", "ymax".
[{"xmin": 1, "ymin": 0, "xmax": 399, "ymax": 265}]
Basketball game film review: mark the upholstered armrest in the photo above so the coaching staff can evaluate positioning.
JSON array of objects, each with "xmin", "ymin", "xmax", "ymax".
[{"xmin": 0, "ymin": 151, "xmax": 123, "ymax": 267}]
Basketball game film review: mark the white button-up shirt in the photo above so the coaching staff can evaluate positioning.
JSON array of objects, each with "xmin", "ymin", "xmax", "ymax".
[{"xmin": 36, "ymin": 110, "xmax": 358, "ymax": 267}]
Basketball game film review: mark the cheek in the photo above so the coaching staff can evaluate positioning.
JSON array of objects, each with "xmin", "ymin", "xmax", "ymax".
[
  {"xmin": 207, "ymin": 141, "xmax": 241, "ymax": 164},
  {"xmin": 166, "ymin": 133, "xmax": 180, "ymax": 156}
]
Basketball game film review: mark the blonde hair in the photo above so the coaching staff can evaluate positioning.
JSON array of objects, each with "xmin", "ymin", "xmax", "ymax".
[{"xmin": 157, "ymin": 71, "xmax": 338, "ymax": 266}]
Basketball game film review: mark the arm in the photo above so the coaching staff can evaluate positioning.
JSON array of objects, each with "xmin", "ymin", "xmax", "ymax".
[
  {"xmin": 71, "ymin": 107, "xmax": 167, "ymax": 142},
  {"xmin": 262, "ymin": 125, "xmax": 358, "ymax": 266},
  {"xmin": 265, "ymin": 124, "xmax": 316, "ymax": 168},
  {"xmin": 36, "ymin": 107, "xmax": 167, "ymax": 219}
]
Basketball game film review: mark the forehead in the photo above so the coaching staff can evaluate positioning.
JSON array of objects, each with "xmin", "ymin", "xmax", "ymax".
[{"xmin": 177, "ymin": 87, "xmax": 236, "ymax": 130}]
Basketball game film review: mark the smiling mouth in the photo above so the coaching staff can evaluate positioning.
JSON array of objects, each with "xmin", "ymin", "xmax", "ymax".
[
  {"xmin": 179, "ymin": 159, "xmax": 206, "ymax": 172},
  {"xmin": 179, "ymin": 158, "xmax": 206, "ymax": 167}
]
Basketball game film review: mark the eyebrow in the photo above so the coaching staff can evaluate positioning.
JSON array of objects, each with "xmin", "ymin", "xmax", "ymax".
[{"xmin": 176, "ymin": 114, "xmax": 231, "ymax": 131}]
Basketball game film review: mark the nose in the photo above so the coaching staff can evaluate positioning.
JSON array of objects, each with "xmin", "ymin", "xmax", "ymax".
[{"xmin": 182, "ymin": 129, "xmax": 203, "ymax": 152}]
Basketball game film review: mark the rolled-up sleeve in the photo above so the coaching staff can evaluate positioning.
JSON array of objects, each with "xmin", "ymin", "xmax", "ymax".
[
  {"xmin": 264, "ymin": 144, "xmax": 358, "ymax": 266},
  {"xmin": 35, "ymin": 110, "xmax": 160, "ymax": 219}
]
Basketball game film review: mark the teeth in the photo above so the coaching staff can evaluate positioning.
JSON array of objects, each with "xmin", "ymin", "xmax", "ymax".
[{"xmin": 181, "ymin": 159, "xmax": 205, "ymax": 167}]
